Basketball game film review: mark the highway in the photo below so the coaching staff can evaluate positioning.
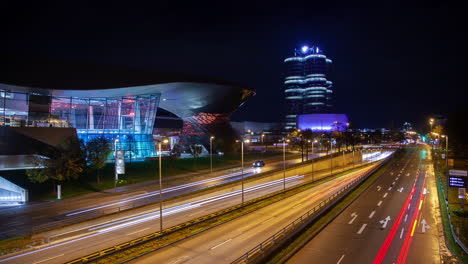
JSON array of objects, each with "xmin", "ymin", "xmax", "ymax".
[
  {"xmin": 129, "ymin": 163, "xmax": 383, "ymax": 263},
  {"xmin": 0, "ymin": 150, "xmax": 390, "ymax": 264},
  {"xmin": 287, "ymin": 145, "xmax": 453, "ymax": 264},
  {"xmin": 0, "ymin": 151, "xmax": 327, "ymax": 239}
]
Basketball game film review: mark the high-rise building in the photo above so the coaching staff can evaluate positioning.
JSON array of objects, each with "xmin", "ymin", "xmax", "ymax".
[{"xmin": 284, "ymin": 45, "xmax": 333, "ymax": 130}]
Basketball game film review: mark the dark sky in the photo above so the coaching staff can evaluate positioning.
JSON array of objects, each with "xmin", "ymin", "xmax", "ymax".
[{"xmin": 1, "ymin": 3, "xmax": 466, "ymax": 129}]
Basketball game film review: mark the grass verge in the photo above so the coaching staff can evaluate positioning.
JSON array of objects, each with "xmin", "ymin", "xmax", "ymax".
[{"xmin": 435, "ymin": 176, "xmax": 468, "ymax": 264}]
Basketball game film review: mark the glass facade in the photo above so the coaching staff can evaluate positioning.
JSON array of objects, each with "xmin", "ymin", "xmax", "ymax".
[
  {"xmin": 1, "ymin": 90, "xmax": 160, "ymax": 160},
  {"xmin": 284, "ymin": 45, "xmax": 333, "ymax": 130}
]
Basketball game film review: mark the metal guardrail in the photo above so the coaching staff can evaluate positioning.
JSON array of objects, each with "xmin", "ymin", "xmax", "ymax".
[{"xmin": 231, "ymin": 153, "xmax": 393, "ymax": 264}]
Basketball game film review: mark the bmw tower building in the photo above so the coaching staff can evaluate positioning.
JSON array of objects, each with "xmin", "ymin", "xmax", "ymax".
[{"xmin": 284, "ymin": 45, "xmax": 333, "ymax": 130}]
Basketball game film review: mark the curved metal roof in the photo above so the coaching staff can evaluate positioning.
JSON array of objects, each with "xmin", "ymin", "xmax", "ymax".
[{"xmin": 0, "ymin": 54, "xmax": 255, "ymax": 118}]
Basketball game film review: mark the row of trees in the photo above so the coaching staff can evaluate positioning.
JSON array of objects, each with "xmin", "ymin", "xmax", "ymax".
[{"xmin": 26, "ymin": 137, "xmax": 111, "ymax": 185}]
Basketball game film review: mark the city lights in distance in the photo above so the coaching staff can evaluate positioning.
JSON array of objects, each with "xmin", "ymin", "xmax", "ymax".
[{"xmin": 301, "ymin": 46, "xmax": 309, "ymax": 53}]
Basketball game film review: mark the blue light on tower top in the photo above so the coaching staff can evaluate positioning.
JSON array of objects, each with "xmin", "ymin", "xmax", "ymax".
[{"xmin": 295, "ymin": 44, "xmax": 322, "ymax": 56}]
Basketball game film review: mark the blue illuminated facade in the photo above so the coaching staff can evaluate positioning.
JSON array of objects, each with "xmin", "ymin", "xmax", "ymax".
[
  {"xmin": 284, "ymin": 45, "xmax": 333, "ymax": 130},
  {"xmin": 0, "ymin": 90, "xmax": 160, "ymax": 160}
]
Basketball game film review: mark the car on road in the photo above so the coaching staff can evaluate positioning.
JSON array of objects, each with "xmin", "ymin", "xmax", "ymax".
[{"xmin": 252, "ymin": 160, "xmax": 265, "ymax": 167}]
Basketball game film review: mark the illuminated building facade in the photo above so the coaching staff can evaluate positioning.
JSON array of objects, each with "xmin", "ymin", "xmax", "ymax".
[
  {"xmin": 0, "ymin": 55, "xmax": 254, "ymax": 161},
  {"xmin": 284, "ymin": 45, "xmax": 333, "ymax": 130}
]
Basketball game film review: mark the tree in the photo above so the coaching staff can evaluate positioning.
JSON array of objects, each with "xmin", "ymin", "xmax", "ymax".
[
  {"xmin": 27, "ymin": 137, "xmax": 86, "ymax": 195},
  {"xmin": 187, "ymin": 144, "xmax": 203, "ymax": 170},
  {"xmin": 85, "ymin": 137, "xmax": 111, "ymax": 184},
  {"xmin": 187, "ymin": 144, "xmax": 203, "ymax": 158}
]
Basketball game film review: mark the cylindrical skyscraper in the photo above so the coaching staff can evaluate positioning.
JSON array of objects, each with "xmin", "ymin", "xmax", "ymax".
[{"xmin": 284, "ymin": 45, "xmax": 333, "ymax": 130}]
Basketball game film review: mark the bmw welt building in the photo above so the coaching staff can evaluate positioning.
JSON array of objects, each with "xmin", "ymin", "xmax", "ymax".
[{"xmin": 0, "ymin": 55, "xmax": 254, "ymax": 161}]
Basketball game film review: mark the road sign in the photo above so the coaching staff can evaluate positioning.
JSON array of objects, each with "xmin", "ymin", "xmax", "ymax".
[
  {"xmin": 449, "ymin": 170, "xmax": 467, "ymax": 177},
  {"xmin": 449, "ymin": 177, "xmax": 466, "ymax": 188},
  {"xmin": 442, "ymin": 154, "xmax": 446, "ymax": 159},
  {"xmin": 459, "ymin": 188, "xmax": 466, "ymax": 199},
  {"xmin": 115, "ymin": 150, "xmax": 125, "ymax": 174}
]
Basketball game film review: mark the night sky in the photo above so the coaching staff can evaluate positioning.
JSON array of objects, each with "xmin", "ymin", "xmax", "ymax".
[{"xmin": 1, "ymin": 3, "xmax": 466, "ymax": 129}]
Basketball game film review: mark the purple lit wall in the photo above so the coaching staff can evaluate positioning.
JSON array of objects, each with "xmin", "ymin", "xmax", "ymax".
[{"xmin": 297, "ymin": 113, "xmax": 349, "ymax": 132}]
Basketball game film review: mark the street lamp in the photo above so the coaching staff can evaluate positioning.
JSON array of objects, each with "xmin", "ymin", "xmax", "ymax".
[
  {"xmin": 283, "ymin": 138, "xmax": 290, "ymax": 191},
  {"xmin": 330, "ymin": 140, "xmax": 333, "ymax": 176},
  {"xmin": 310, "ymin": 139, "xmax": 317, "ymax": 181},
  {"xmin": 442, "ymin": 134, "xmax": 449, "ymax": 201},
  {"xmin": 114, "ymin": 138, "xmax": 119, "ymax": 192},
  {"xmin": 237, "ymin": 139, "xmax": 250, "ymax": 204},
  {"xmin": 158, "ymin": 139, "xmax": 169, "ymax": 231},
  {"xmin": 210, "ymin": 136, "xmax": 215, "ymax": 174}
]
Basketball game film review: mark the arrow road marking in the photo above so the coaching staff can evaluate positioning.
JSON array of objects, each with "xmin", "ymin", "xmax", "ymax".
[
  {"xmin": 379, "ymin": 216, "xmax": 391, "ymax": 229},
  {"xmin": 377, "ymin": 186, "xmax": 382, "ymax": 191},
  {"xmin": 398, "ymin": 187, "xmax": 404, "ymax": 192},
  {"xmin": 348, "ymin": 212, "xmax": 358, "ymax": 224},
  {"xmin": 357, "ymin": 224, "xmax": 367, "ymax": 234},
  {"xmin": 369, "ymin": 210, "xmax": 375, "ymax": 219},
  {"xmin": 421, "ymin": 219, "xmax": 430, "ymax": 233},
  {"xmin": 423, "ymin": 188, "xmax": 429, "ymax": 195}
]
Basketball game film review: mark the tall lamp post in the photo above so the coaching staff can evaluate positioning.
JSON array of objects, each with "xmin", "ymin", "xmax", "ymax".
[
  {"xmin": 283, "ymin": 138, "xmax": 290, "ymax": 191},
  {"xmin": 442, "ymin": 134, "xmax": 449, "ymax": 201},
  {"xmin": 429, "ymin": 118, "xmax": 434, "ymax": 148},
  {"xmin": 237, "ymin": 139, "xmax": 250, "ymax": 204},
  {"xmin": 310, "ymin": 139, "xmax": 317, "ymax": 181},
  {"xmin": 210, "ymin": 136, "xmax": 214, "ymax": 174},
  {"xmin": 330, "ymin": 140, "xmax": 333, "ymax": 176},
  {"xmin": 261, "ymin": 133, "xmax": 265, "ymax": 159},
  {"xmin": 158, "ymin": 139, "xmax": 168, "ymax": 231},
  {"xmin": 114, "ymin": 138, "xmax": 119, "ymax": 192}
]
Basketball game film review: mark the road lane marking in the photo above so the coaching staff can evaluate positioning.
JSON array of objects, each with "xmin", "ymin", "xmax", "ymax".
[
  {"xmin": 383, "ymin": 193, "xmax": 388, "ymax": 198},
  {"xmin": 337, "ymin": 254, "xmax": 345, "ymax": 264},
  {"xmin": 348, "ymin": 212, "xmax": 358, "ymax": 224},
  {"xmin": 418, "ymin": 200, "xmax": 423, "ymax": 210},
  {"xmin": 404, "ymin": 214, "xmax": 408, "ymax": 222},
  {"xmin": 377, "ymin": 186, "xmax": 382, "ymax": 191},
  {"xmin": 169, "ymin": 256, "xmax": 189, "ymax": 264},
  {"xmin": 408, "ymin": 204, "xmax": 411, "ymax": 210},
  {"xmin": 377, "ymin": 200, "xmax": 383, "ymax": 206},
  {"xmin": 127, "ymin": 227, "xmax": 150, "ymax": 236},
  {"xmin": 410, "ymin": 220, "xmax": 418, "ymax": 236},
  {"xmin": 210, "ymin": 238, "xmax": 232, "ymax": 250},
  {"xmin": 262, "ymin": 217, "xmax": 274, "ymax": 225},
  {"xmin": 400, "ymin": 228, "xmax": 405, "ymax": 239},
  {"xmin": 357, "ymin": 224, "xmax": 367, "ymax": 234},
  {"xmin": 33, "ymin": 254, "xmax": 64, "ymax": 264},
  {"xmin": 388, "ymin": 187, "xmax": 392, "ymax": 191},
  {"xmin": 369, "ymin": 210, "xmax": 375, "ymax": 219}
]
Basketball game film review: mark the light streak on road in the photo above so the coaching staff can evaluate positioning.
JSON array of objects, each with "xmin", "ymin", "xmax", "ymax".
[
  {"xmin": 65, "ymin": 168, "xmax": 256, "ymax": 216},
  {"xmin": 0, "ymin": 175, "xmax": 304, "ymax": 263}
]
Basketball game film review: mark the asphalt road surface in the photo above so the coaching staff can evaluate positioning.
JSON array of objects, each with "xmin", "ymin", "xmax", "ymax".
[
  {"xmin": 124, "ymin": 164, "xmax": 382, "ymax": 264},
  {"xmin": 0, "ymin": 151, "xmax": 391, "ymax": 264},
  {"xmin": 287, "ymin": 145, "xmax": 454, "ymax": 264},
  {"xmin": 0, "ymin": 151, "xmax": 329, "ymax": 239}
]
